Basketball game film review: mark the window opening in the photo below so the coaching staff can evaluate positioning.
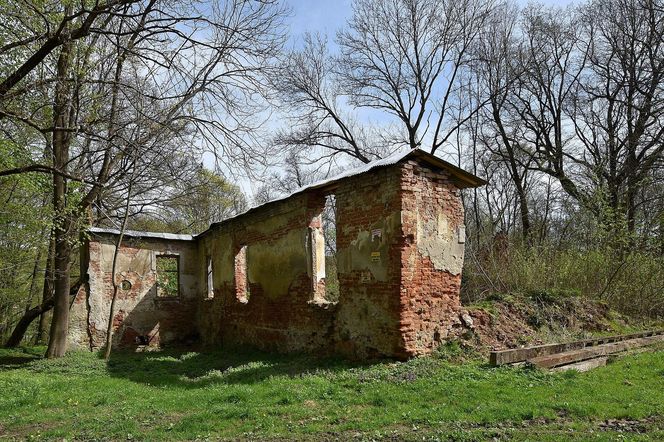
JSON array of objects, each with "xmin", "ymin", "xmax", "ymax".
[
  {"xmin": 311, "ymin": 194, "xmax": 339, "ymax": 303},
  {"xmin": 322, "ymin": 195, "xmax": 339, "ymax": 302},
  {"xmin": 206, "ymin": 256, "xmax": 214, "ymax": 298},
  {"xmin": 234, "ymin": 245, "xmax": 249, "ymax": 303},
  {"xmin": 156, "ymin": 255, "xmax": 179, "ymax": 298}
]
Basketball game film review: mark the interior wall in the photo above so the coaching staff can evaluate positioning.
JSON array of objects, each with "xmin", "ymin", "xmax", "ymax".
[
  {"xmin": 69, "ymin": 235, "xmax": 199, "ymax": 350},
  {"xmin": 196, "ymin": 192, "xmax": 338, "ymax": 353}
]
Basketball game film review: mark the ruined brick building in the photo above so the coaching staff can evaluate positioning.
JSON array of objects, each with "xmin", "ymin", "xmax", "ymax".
[{"xmin": 68, "ymin": 149, "xmax": 485, "ymax": 359}]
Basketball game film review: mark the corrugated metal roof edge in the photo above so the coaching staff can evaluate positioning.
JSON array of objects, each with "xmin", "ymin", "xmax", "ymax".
[
  {"xmin": 409, "ymin": 149, "xmax": 488, "ymax": 188},
  {"xmin": 197, "ymin": 148, "xmax": 485, "ymax": 238},
  {"xmin": 88, "ymin": 227, "xmax": 194, "ymax": 241},
  {"xmin": 87, "ymin": 149, "xmax": 485, "ymax": 242}
]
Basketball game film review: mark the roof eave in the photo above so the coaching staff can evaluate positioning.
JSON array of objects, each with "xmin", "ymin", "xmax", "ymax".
[{"xmin": 408, "ymin": 149, "xmax": 487, "ymax": 188}]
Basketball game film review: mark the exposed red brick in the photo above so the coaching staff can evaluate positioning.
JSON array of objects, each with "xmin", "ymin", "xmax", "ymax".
[{"xmin": 70, "ymin": 157, "xmax": 475, "ymax": 359}]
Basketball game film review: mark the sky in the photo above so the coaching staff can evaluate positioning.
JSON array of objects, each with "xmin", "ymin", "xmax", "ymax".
[
  {"xmin": 230, "ymin": 0, "xmax": 582, "ymax": 200},
  {"xmin": 285, "ymin": 0, "xmax": 579, "ymax": 48},
  {"xmin": 286, "ymin": 0, "xmax": 354, "ymax": 45}
]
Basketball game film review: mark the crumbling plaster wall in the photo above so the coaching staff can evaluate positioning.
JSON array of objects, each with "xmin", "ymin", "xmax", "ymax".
[
  {"xmin": 196, "ymin": 192, "xmax": 337, "ymax": 353},
  {"xmin": 71, "ymin": 159, "xmax": 470, "ymax": 359},
  {"xmin": 196, "ymin": 165, "xmax": 412, "ymax": 358},
  {"xmin": 332, "ymin": 165, "xmax": 405, "ymax": 358},
  {"xmin": 399, "ymin": 159, "xmax": 466, "ymax": 356},
  {"xmin": 69, "ymin": 234, "xmax": 199, "ymax": 350}
]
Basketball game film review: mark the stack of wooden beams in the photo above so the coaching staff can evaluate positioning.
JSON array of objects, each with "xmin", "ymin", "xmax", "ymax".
[{"xmin": 489, "ymin": 330, "xmax": 664, "ymax": 372}]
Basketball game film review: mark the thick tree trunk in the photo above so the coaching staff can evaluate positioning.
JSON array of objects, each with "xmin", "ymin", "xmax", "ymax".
[
  {"xmin": 36, "ymin": 310, "xmax": 52, "ymax": 345},
  {"xmin": 45, "ymin": 35, "xmax": 74, "ymax": 359},
  {"xmin": 5, "ymin": 300, "xmax": 55, "ymax": 348},
  {"xmin": 46, "ymin": 223, "xmax": 72, "ymax": 358}
]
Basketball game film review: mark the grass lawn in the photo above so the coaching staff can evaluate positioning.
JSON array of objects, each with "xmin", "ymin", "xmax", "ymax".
[{"xmin": 1, "ymin": 344, "xmax": 663, "ymax": 441}]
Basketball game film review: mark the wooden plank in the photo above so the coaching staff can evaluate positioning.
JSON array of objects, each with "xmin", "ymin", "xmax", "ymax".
[
  {"xmin": 528, "ymin": 335, "xmax": 664, "ymax": 369},
  {"xmin": 489, "ymin": 330, "xmax": 664, "ymax": 366},
  {"xmin": 551, "ymin": 357, "xmax": 608, "ymax": 372},
  {"xmin": 490, "ymin": 341, "xmax": 585, "ymax": 366}
]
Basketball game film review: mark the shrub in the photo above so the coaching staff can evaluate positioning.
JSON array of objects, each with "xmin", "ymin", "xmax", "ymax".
[{"xmin": 462, "ymin": 242, "xmax": 664, "ymax": 319}]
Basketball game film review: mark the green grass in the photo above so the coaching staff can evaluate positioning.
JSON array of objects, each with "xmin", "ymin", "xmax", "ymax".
[{"xmin": 1, "ymin": 345, "xmax": 664, "ymax": 441}]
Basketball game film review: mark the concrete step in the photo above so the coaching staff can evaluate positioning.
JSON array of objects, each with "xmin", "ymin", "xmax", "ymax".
[{"xmin": 551, "ymin": 356, "xmax": 608, "ymax": 372}]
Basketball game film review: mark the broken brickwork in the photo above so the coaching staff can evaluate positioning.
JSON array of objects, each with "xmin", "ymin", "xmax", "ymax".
[{"xmin": 68, "ymin": 149, "xmax": 485, "ymax": 359}]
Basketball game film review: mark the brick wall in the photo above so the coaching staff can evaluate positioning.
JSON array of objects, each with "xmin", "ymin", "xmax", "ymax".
[
  {"xmin": 69, "ymin": 235, "xmax": 199, "ymax": 350},
  {"xmin": 72, "ymin": 157, "xmax": 470, "ymax": 359},
  {"xmin": 398, "ymin": 159, "xmax": 466, "ymax": 356}
]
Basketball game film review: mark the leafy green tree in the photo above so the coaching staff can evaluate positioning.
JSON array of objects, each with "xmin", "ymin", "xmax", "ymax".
[
  {"xmin": 129, "ymin": 169, "xmax": 247, "ymax": 234},
  {"xmin": 0, "ymin": 139, "xmax": 51, "ymax": 344},
  {"xmin": 1, "ymin": 0, "xmax": 287, "ymax": 357}
]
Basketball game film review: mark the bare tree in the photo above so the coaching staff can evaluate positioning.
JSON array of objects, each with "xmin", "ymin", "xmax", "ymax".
[
  {"xmin": 470, "ymin": 1, "xmax": 535, "ymax": 241},
  {"xmin": 0, "ymin": 0, "xmax": 288, "ymax": 356},
  {"xmin": 506, "ymin": 5, "xmax": 589, "ymax": 206},
  {"xmin": 271, "ymin": 34, "xmax": 392, "ymax": 164},
  {"xmin": 272, "ymin": 0, "xmax": 496, "ymax": 171},
  {"xmin": 336, "ymin": 0, "xmax": 496, "ymax": 154},
  {"xmin": 573, "ymin": 0, "xmax": 664, "ymax": 235},
  {"xmin": 0, "ymin": 0, "xmax": 142, "ymax": 100}
]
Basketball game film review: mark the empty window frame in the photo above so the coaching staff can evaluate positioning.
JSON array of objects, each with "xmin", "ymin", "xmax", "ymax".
[
  {"xmin": 323, "ymin": 195, "xmax": 339, "ymax": 302},
  {"xmin": 156, "ymin": 255, "xmax": 180, "ymax": 298},
  {"xmin": 311, "ymin": 194, "xmax": 339, "ymax": 303},
  {"xmin": 234, "ymin": 245, "xmax": 249, "ymax": 303},
  {"xmin": 206, "ymin": 256, "xmax": 214, "ymax": 299}
]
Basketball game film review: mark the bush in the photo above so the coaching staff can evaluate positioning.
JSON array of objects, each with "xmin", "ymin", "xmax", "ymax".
[{"xmin": 462, "ymin": 242, "xmax": 664, "ymax": 319}]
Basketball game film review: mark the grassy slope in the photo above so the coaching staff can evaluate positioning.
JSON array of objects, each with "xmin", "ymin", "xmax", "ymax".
[{"xmin": 1, "ymin": 345, "xmax": 663, "ymax": 441}]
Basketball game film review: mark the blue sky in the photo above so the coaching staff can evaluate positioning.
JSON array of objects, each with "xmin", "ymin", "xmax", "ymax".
[
  {"xmin": 286, "ymin": 0, "xmax": 354, "ymax": 44},
  {"xmin": 285, "ymin": 0, "xmax": 580, "ymax": 47},
  {"xmin": 231, "ymin": 0, "xmax": 583, "ymax": 198},
  {"xmin": 275, "ymin": 0, "xmax": 582, "ymax": 145}
]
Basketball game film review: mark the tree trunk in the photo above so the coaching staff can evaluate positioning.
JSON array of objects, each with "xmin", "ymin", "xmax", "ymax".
[
  {"xmin": 4, "ymin": 280, "xmax": 80, "ymax": 348},
  {"xmin": 5, "ymin": 300, "xmax": 55, "ymax": 348},
  {"xmin": 626, "ymin": 176, "xmax": 637, "ymax": 237},
  {"xmin": 36, "ymin": 302, "xmax": 52, "ymax": 345},
  {"xmin": 514, "ymin": 175, "xmax": 531, "ymax": 243},
  {"xmin": 23, "ymin": 241, "xmax": 44, "ymax": 314},
  {"xmin": 491, "ymin": 102, "xmax": 531, "ymax": 242},
  {"xmin": 35, "ymin": 233, "xmax": 55, "ymax": 344},
  {"xmin": 45, "ymin": 35, "xmax": 74, "ymax": 359},
  {"xmin": 46, "ymin": 217, "xmax": 73, "ymax": 358}
]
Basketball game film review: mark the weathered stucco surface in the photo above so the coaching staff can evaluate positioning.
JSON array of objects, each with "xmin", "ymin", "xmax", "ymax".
[
  {"xmin": 399, "ymin": 160, "xmax": 467, "ymax": 356},
  {"xmin": 69, "ymin": 152, "xmax": 482, "ymax": 359},
  {"xmin": 332, "ymin": 166, "xmax": 404, "ymax": 358},
  {"xmin": 69, "ymin": 236, "xmax": 199, "ymax": 350},
  {"xmin": 416, "ymin": 209, "xmax": 465, "ymax": 275}
]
